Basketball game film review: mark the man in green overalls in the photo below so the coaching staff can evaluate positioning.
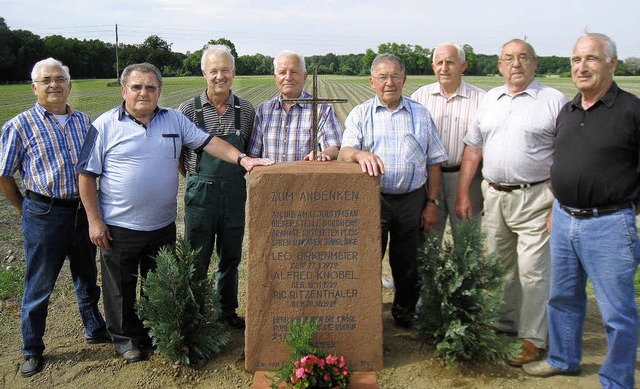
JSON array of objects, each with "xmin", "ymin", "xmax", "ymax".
[{"xmin": 178, "ymin": 44, "xmax": 253, "ymax": 329}]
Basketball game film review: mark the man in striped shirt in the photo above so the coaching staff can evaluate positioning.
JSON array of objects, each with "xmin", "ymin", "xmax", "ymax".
[
  {"xmin": 411, "ymin": 42, "xmax": 485, "ymax": 247},
  {"xmin": 178, "ymin": 44, "xmax": 253, "ymax": 330},
  {"xmin": 248, "ymin": 49, "xmax": 342, "ymax": 162},
  {"xmin": 0, "ymin": 58, "xmax": 108, "ymax": 378}
]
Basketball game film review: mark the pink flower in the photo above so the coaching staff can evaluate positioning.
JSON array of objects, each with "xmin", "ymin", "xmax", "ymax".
[
  {"xmin": 325, "ymin": 354, "xmax": 338, "ymax": 365},
  {"xmin": 324, "ymin": 374, "xmax": 330, "ymax": 381},
  {"xmin": 295, "ymin": 368, "xmax": 306, "ymax": 378},
  {"xmin": 318, "ymin": 358, "xmax": 325, "ymax": 369}
]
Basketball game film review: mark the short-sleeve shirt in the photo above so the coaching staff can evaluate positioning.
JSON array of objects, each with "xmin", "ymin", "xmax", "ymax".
[
  {"xmin": 342, "ymin": 95, "xmax": 448, "ymax": 194},
  {"xmin": 1, "ymin": 102, "xmax": 91, "ymax": 199},
  {"xmin": 76, "ymin": 104, "xmax": 212, "ymax": 231},
  {"xmin": 551, "ymin": 82, "xmax": 640, "ymax": 208},
  {"xmin": 248, "ymin": 91, "xmax": 342, "ymax": 161},
  {"xmin": 410, "ymin": 81, "xmax": 486, "ymax": 167},
  {"xmin": 464, "ymin": 79, "xmax": 568, "ymax": 183},
  {"xmin": 179, "ymin": 90, "xmax": 254, "ymax": 173}
]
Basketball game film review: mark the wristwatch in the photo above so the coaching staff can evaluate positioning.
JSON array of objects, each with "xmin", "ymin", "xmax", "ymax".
[
  {"xmin": 427, "ymin": 198, "xmax": 440, "ymax": 206},
  {"xmin": 237, "ymin": 153, "xmax": 247, "ymax": 166}
]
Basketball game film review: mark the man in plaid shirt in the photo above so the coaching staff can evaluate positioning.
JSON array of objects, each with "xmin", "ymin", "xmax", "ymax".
[{"xmin": 248, "ymin": 49, "xmax": 341, "ymax": 162}]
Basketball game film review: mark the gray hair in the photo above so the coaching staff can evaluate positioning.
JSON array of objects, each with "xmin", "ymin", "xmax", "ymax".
[
  {"xmin": 201, "ymin": 44, "xmax": 235, "ymax": 71},
  {"xmin": 370, "ymin": 53, "xmax": 405, "ymax": 75},
  {"xmin": 274, "ymin": 49, "xmax": 306, "ymax": 74},
  {"xmin": 31, "ymin": 58, "xmax": 70, "ymax": 83},
  {"xmin": 432, "ymin": 42, "xmax": 466, "ymax": 64},
  {"xmin": 577, "ymin": 32, "xmax": 617, "ymax": 62},
  {"xmin": 120, "ymin": 63, "xmax": 163, "ymax": 89},
  {"xmin": 501, "ymin": 38, "xmax": 538, "ymax": 59}
]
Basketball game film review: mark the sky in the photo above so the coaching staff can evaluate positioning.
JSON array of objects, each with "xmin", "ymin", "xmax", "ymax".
[{"xmin": 3, "ymin": 0, "xmax": 640, "ymax": 59}]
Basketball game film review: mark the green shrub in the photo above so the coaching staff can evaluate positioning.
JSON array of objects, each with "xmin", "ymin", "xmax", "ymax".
[
  {"xmin": 415, "ymin": 219, "xmax": 519, "ymax": 366},
  {"xmin": 136, "ymin": 239, "xmax": 229, "ymax": 366}
]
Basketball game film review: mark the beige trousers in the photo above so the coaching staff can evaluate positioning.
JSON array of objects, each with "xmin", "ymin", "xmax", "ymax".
[{"xmin": 481, "ymin": 179, "xmax": 553, "ymax": 349}]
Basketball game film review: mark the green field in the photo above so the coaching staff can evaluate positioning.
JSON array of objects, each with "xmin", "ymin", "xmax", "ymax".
[{"xmin": 2, "ymin": 75, "xmax": 640, "ymax": 125}]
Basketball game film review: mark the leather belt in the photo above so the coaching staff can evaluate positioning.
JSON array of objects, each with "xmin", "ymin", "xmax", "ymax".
[
  {"xmin": 488, "ymin": 180, "xmax": 546, "ymax": 192},
  {"xmin": 25, "ymin": 190, "xmax": 80, "ymax": 208},
  {"xmin": 441, "ymin": 165, "xmax": 460, "ymax": 173},
  {"xmin": 559, "ymin": 202, "xmax": 633, "ymax": 218}
]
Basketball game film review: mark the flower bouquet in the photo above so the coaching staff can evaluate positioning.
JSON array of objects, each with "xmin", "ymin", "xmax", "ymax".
[
  {"xmin": 271, "ymin": 319, "xmax": 350, "ymax": 389},
  {"xmin": 289, "ymin": 353, "xmax": 349, "ymax": 388}
]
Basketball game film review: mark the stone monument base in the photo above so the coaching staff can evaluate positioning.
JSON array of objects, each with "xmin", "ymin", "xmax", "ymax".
[
  {"xmin": 245, "ymin": 161, "xmax": 383, "ymax": 372},
  {"xmin": 252, "ymin": 371, "xmax": 379, "ymax": 389}
]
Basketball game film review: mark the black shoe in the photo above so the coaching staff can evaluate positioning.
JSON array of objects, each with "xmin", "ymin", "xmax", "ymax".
[
  {"xmin": 393, "ymin": 315, "xmax": 414, "ymax": 329},
  {"xmin": 122, "ymin": 348, "xmax": 143, "ymax": 364},
  {"xmin": 21, "ymin": 355, "xmax": 43, "ymax": 378},
  {"xmin": 392, "ymin": 304, "xmax": 415, "ymax": 329},
  {"xmin": 86, "ymin": 328, "xmax": 111, "ymax": 344},
  {"xmin": 222, "ymin": 314, "xmax": 246, "ymax": 329}
]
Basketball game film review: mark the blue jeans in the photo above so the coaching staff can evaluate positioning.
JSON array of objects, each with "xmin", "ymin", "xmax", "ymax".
[
  {"xmin": 21, "ymin": 197, "xmax": 106, "ymax": 356},
  {"xmin": 547, "ymin": 200, "xmax": 639, "ymax": 389}
]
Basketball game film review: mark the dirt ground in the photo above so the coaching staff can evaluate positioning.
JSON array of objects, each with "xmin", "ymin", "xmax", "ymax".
[{"xmin": 1, "ymin": 192, "xmax": 639, "ymax": 389}]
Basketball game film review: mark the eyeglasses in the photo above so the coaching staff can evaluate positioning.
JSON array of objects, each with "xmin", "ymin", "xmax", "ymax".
[
  {"xmin": 126, "ymin": 84, "xmax": 159, "ymax": 93},
  {"xmin": 374, "ymin": 74, "xmax": 403, "ymax": 83},
  {"xmin": 34, "ymin": 77, "xmax": 68, "ymax": 85},
  {"xmin": 501, "ymin": 54, "xmax": 533, "ymax": 65}
]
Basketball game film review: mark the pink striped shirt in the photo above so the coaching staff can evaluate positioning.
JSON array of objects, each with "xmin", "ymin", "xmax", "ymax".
[{"xmin": 411, "ymin": 81, "xmax": 485, "ymax": 167}]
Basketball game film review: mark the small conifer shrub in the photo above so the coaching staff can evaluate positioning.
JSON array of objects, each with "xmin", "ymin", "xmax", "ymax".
[
  {"xmin": 415, "ymin": 219, "xmax": 519, "ymax": 366},
  {"xmin": 136, "ymin": 239, "xmax": 229, "ymax": 366}
]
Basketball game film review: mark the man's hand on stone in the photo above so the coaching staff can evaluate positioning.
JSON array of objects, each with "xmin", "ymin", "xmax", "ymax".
[{"xmin": 241, "ymin": 157, "xmax": 274, "ymax": 171}]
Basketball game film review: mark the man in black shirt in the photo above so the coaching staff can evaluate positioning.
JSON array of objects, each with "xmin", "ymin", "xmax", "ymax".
[{"xmin": 524, "ymin": 33, "xmax": 640, "ymax": 389}]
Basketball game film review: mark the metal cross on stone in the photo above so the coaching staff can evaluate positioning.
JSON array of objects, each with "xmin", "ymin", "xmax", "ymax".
[{"xmin": 281, "ymin": 68, "xmax": 348, "ymax": 160}]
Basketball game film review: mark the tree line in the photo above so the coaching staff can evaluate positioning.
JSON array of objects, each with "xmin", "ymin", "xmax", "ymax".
[{"xmin": 1, "ymin": 17, "xmax": 639, "ymax": 82}]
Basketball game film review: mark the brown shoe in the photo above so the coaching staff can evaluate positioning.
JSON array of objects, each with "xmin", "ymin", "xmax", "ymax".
[
  {"xmin": 508, "ymin": 340, "xmax": 542, "ymax": 366},
  {"xmin": 523, "ymin": 360, "xmax": 580, "ymax": 377}
]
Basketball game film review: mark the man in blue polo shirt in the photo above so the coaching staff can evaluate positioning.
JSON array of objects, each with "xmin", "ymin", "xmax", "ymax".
[{"xmin": 77, "ymin": 63, "xmax": 273, "ymax": 364}]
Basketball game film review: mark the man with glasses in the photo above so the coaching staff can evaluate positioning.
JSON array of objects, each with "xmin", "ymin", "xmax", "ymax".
[
  {"xmin": 77, "ymin": 63, "xmax": 273, "ymax": 363},
  {"xmin": 455, "ymin": 39, "xmax": 567, "ymax": 366},
  {"xmin": 339, "ymin": 54, "xmax": 447, "ymax": 329},
  {"xmin": 248, "ymin": 49, "xmax": 342, "ymax": 162},
  {"xmin": 0, "ymin": 58, "xmax": 108, "ymax": 377}
]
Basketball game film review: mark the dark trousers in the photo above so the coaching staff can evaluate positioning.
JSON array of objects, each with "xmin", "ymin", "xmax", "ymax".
[
  {"xmin": 100, "ymin": 222, "xmax": 176, "ymax": 353},
  {"xmin": 380, "ymin": 186, "xmax": 426, "ymax": 319}
]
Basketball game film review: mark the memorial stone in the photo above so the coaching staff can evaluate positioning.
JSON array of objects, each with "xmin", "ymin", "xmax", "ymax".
[{"xmin": 245, "ymin": 161, "xmax": 383, "ymax": 372}]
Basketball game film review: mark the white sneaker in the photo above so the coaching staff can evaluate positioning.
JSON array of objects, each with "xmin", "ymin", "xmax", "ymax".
[{"xmin": 381, "ymin": 277, "xmax": 394, "ymax": 289}]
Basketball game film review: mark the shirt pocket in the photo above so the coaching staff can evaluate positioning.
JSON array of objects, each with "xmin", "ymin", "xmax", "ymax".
[
  {"xmin": 401, "ymin": 133, "xmax": 426, "ymax": 165},
  {"xmin": 162, "ymin": 133, "xmax": 179, "ymax": 159}
]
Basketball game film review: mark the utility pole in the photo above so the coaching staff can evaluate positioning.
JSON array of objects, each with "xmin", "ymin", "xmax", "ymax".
[{"xmin": 115, "ymin": 24, "xmax": 120, "ymax": 83}]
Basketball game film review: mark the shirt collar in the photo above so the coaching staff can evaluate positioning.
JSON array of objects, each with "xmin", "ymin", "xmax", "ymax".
[
  {"xmin": 34, "ymin": 101, "xmax": 73, "ymax": 117},
  {"xmin": 570, "ymin": 81, "xmax": 619, "ymax": 111},
  {"xmin": 432, "ymin": 81, "xmax": 469, "ymax": 99},
  {"xmin": 497, "ymin": 79, "xmax": 541, "ymax": 100},
  {"xmin": 117, "ymin": 101, "xmax": 163, "ymax": 121},
  {"xmin": 276, "ymin": 90, "xmax": 311, "ymax": 109},
  {"xmin": 374, "ymin": 95, "xmax": 409, "ymax": 113},
  {"xmin": 201, "ymin": 89, "xmax": 235, "ymax": 107}
]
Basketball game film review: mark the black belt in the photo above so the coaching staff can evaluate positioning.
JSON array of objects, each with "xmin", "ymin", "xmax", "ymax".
[
  {"xmin": 25, "ymin": 190, "xmax": 80, "ymax": 208},
  {"xmin": 559, "ymin": 202, "xmax": 633, "ymax": 218},
  {"xmin": 441, "ymin": 165, "xmax": 460, "ymax": 173},
  {"xmin": 488, "ymin": 180, "xmax": 546, "ymax": 192}
]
